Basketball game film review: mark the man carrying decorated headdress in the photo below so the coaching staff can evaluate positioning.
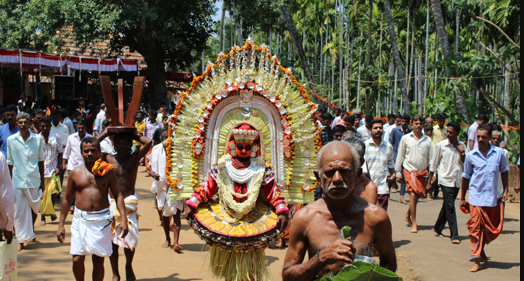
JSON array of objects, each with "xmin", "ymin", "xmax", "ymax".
[{"xmin": 185, "ymin": 124, "xmax": 289, "ymax": 281}]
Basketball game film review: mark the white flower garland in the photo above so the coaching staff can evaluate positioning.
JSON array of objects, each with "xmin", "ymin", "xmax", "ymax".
[{"xmin": 217, "ymin": 157, "xmax": 267, "ymax": 223}]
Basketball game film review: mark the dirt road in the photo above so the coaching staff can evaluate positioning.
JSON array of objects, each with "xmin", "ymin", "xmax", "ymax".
[{"xmin": 17, "ymin": 168, "xmax": 520, "ymax": 280}]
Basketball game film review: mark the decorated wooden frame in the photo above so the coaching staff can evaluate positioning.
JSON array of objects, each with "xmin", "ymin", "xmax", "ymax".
[{"xmin": 165, "ymin": 41, "xmax": 321, "ymax": 204}]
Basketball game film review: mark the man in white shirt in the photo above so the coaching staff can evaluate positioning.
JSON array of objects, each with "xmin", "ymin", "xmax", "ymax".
[
  {"xmin": 63, "ymin": 120, "xmax": 92, "ymax": 175},
  {"xmin": 51, "ymin": 109, "xmax": 69, "ymax": 186},
  {"xmin": 384, "ymin": 114, "xmax": 401, "ymax": 145},
  {"xmin": 7, "ymin": 112, "xmax": 45, "ymax": 251},
  {"xmin": 383, "ymin": 114, "xmax": 396, "ymax": 132},
  {"xmin": 357, "ymin": 115, "xmax": 374, "ymax": 141},
  {"xmin": 93, "ymin": 104, "xmax": 106, "ymax": 136},
  {"xmin": 427, "ymin": 122, "xmax": 465, "ymax": 244},
  {"xmin": 62, "ymin": 109, "xmax": 76, "ymax": 135},
  {"xmin": 364, "ymin": 119, "xmax": 396, "ymax": 211},
  {"xmin": 51, "ymin": 109, "xmax": 70, "ymax": 150},
  {"xmin": 395, "ymin": 115, "xmax": 434, "ymax": 234},
  {"xmin": 467, "ymin": 114, "xmax": 489, "ymax": 153}
]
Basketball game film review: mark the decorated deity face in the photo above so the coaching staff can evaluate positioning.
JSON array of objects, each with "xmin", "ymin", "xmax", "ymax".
[
  {"xmin": 228, "ymin": 124, "xmax": 260, "ymax": 159},
  {"xmin": 235, "ymin": 142, "xmax": 254, "ymax": 158}
]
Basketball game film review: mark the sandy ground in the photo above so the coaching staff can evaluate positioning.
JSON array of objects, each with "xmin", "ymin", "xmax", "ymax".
[{"xmin": 16, "ymin": 167, "xmax": 520, "ymax": 280}]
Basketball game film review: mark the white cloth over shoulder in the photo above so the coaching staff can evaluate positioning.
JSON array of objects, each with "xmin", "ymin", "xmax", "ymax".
[
  {"xmin": 14, "ymin": 187, "xmax": 41, "ymax": 243},
  {"xmin": 0, "ymin": 153, "xmax": 15, "ymax": 232},
  {"xmin": 110, "ymin": 195, "xmax": 139, "ymax": 249},
  {"xmin": 70, "ymin": 207, "xmax": 113, "ymax": 257},
  {"xmin": 148, "ymin": 144, "xmax": 183, "ymax": 216}
]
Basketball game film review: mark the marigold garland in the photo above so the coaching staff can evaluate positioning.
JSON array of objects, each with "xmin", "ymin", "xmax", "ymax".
[{"xmin": 166, "ymin": 41, "xmax": 321, "ymax": 193}]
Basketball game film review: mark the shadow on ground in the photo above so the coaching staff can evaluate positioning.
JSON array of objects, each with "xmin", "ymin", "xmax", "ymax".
[
  {"xmin": 141, "ymin": 273, "xmax": 202, "ymax": 281},
  {"xmin": 394, "ymin": 240, "xmax": 412, "ymax": 249}
]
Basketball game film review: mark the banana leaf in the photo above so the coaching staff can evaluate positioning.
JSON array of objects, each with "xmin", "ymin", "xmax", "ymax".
[{"xmin": 314, "ymin": 260, "xmax": 403, "ymax": 281}]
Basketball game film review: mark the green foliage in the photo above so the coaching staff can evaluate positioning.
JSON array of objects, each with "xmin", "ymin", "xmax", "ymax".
[
  {"xmin": 315, "ymin": 260, "xmax": 403, "ymax": 281},
  {"xmin": 0, "ymin": 0, "xmax": 217, "ymax": 107}
]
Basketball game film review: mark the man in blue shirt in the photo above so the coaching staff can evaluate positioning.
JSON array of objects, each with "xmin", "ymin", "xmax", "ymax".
[
  {"xmin": 389, "ymin": 114, "xmax": 412, "ymax": 204},
  {"xmin": 0, "ymin": 105, "xmax": 20, "ymax": 157},
  {"xmin": 460, "ymin": 124, "xmax": 509, "ymax": 273}
]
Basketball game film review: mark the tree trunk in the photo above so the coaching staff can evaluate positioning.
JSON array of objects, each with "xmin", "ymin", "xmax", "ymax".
[
  {"xmin": 407, "ymin": 8, "xmax": 416, "ymax": 102},
  {"xmin": 357, "ymin": 29, "xmax": 362, "ymax": 109},
  {"xmin": 383, "ymin": 0, "xmax": 410, "ymax": 115},
  {"xmin": 365, "ymin": 0, "xmax": 373, "ymax": 115},
  {"xmin": 431, "ymin": 0, "xmax": 469, "ymax": 121},
  {"xmin": 231, "ymin": 2, "xmax": 243, "ymax": 45},
  {"xmin": 430, "ymin": 0, "xmax": 451, "ymax": 57},
  {"xmin": 219, "ymin": 7, "xmax": 226, "ymax": 53},
  {"xmin": 339, "ymin": 0, "xmax": 345, "ymax": 108},
  {"xmin": 143, "ymin": 46, "xmax": 168, "ymax": 109},
  {"xmin": 279, "ymin": 6, "xmax": 317, "ymax": 92},
  {"xmin": 418, "ymin": 53, "xmax": 424, "ymax": 115},
  {"xmin": 455, "ymin": 9, "xmax": 460, "ymax": 55},
  {"xmin": 320, "ymin": 28, "xmax": 323, "ymax": 89},
  {"xmin": 424, "ymin": 1, "xmax": 429, "ymax": 111}
]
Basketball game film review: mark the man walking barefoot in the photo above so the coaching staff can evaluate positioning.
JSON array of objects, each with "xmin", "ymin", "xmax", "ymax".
[
  {"xmin": 7, "ymin": 112, "xmax": 45, "ymax": 251},
  {"xmin": 39, "ymin": 116, "xmax": 64, "ymax": 226},
  {"xmin": 148, "ymin": 130, "xmax": 184, "ymax": 252},
  {"xmin": 98, "ymin": 130, "xmax": 152, "ymax": 281},
  {"xmin": 395, "ymin": 115, "xmax": 433, "ymax": 233},
  {"xmin": 57, "ymin": 137, "xmax": 129, "ymax": 281},
  {"xmin": 460, "ymin": 125, "xmax": 509, "ymax": 272}
]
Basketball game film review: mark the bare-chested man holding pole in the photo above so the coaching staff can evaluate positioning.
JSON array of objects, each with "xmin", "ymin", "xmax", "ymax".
[
  {"xmin": 98, "ymin": 130, "xmax": 152, "ymax": 281},
  {"xmin": 57, "ymin": 137, "xmax": 129, "ymax": 281},
  {"xmin": 282, "ymin": 141, "xmax": 397, "ymax": 281}
]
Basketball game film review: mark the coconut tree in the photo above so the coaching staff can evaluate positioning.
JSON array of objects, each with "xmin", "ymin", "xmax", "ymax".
[
  {"xmin": 383, "ymin": 0, "xmax": 410, "ymax": 115},
  {"xmin": 430, "ymin": 0, "xmax": 470, "ymax": 121}
]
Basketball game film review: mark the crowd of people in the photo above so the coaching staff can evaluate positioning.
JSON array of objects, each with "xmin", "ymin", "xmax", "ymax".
[
  {"xmin": 0, "ymin": 97, "xmax": 520, "ymax": 280},
  {"xmin": 314, "ymin": 106, "xmax": 520, "ymax": 272},
  {"xmin": 0, "ymin": 99, "xmax": 174, "ymax": 280}
]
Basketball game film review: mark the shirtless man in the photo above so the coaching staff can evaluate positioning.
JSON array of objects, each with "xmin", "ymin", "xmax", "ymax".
[
  {"xmin": 57, "ymin": 137, "xmax": 128, "ymax": 281},
  {"xmin": 344, "ymin": 137, "xmax": 378, "ymax": 204},
  {"xmin": 282, "ymin": 141, "xmax": 396, "ymax": 280},
  {"xmin": 98, "ymin": 130, "xmax": 152, "ymax": 281}
]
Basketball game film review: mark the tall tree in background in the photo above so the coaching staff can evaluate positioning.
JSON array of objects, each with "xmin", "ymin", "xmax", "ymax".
[
  {"xmin": 430, "ymin": 0, "xmax": 469, "ymax": 121},
  {"xmin": 279, "ymin": 5, "xmax": 318, "ymax": 92},
  {"xmin": 383, "ymin": 0, "xmax": 410, "ymax": 115},
  {"xmin": 364, "ymin": 0, "xmax": 373, "ymax": 115}
]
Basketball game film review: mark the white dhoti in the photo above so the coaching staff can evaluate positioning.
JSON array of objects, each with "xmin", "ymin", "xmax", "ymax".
[
  {"xmin": 154, "ymin": 184, "xmax": 183, "ymax": 217},
  {"xmin": 149, "ymin": 143, "xmax": 183, "ymax": 217},
  {"xmin": 70, "ymin": 207, "xmax": 113, "ymax": 257},
  {"xmin": 13, "ymin": 187, "xmax": 42, "ymax": 243},
  {"xmin": 110, "ymin": 195, "xmax": 139, "ymax": 249}
]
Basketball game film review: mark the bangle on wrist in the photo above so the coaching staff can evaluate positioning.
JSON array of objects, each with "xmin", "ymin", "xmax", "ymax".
[{"xmin": 317, "ymin": 251, "xmax": 326, "ymax": 267}]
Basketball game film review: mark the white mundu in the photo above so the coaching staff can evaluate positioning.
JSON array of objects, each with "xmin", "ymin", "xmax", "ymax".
[
  {"xmin": 70, "ymin": 207, "xmax": 113, "ymax": 257},
  {"xmin": 111, "ymin": 194, "xmax": 139, "ymax": 249},
  {"xmin": 148, "ymin": 144, "xmax": 183, "ymax": 216}
]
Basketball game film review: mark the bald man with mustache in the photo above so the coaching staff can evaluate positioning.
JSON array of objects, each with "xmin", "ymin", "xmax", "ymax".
[{"xmin": 282, "ymin": 141, "xmax": 397, "ymax": 281}]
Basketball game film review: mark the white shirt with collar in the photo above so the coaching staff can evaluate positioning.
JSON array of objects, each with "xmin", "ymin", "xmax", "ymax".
[
  {"xmin": 384, "ymin": 124, "xmax": 397, "ymax": 144},
  {"xmin": 395, "ymin": 132, "xmax": 434, "ymax": 177},
  {"xmin": 429, "ymin": 139, "xmax": 464, "ymax": 188},
  {"xmin": 364, "ymin": 139, "xmax": 395, "ymax": 195},
  {"xmin": 63, "ymin": 132, "xmax": 92, "ymax": 171},
  {"xmin": 51, "ymin": 122, "xmax": 70, "ymax": 148}
]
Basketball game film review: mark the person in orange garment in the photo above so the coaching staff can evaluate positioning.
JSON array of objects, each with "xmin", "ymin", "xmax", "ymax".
[
  {"xmin": 395, "ymin": 115, "xmax": 434, "ymax": 233},
  {"xmin": 460, "ymin": 124, "xmax": 510, "ymax": 273}
]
